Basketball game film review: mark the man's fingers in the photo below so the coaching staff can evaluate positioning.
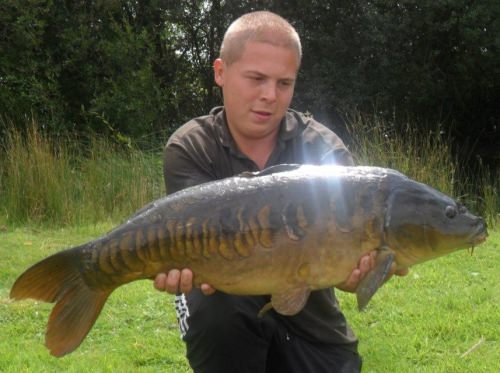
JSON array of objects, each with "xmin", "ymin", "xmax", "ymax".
[
  {"xmin": 347, "ymin": 269, "xmax": 362, "ymax": 288},
  {"xmin": 179, "ymin": 269, "xmax": 194, "ymax": 293},
  {"xmin": 336, "ymin": 268, "xmax": 361, "ymax": 293},
  {"xmin": 200, "ymin": 283, "xmax": 216, "ymax": 295},
  {"xmin": 153, "ymin": 272, "xmax": 167, "ymax": 291},
  {"xmin": 153, "ymin": 268, "xmax": 216, "ymax": 296},
  {"xmin": 369, "ymin": 250, "xmax": 377, "ymax": 267},
  {"xmin": 358, "ymin": 255, "xmax": 372, "ymax": 277},
  {"xmin": 165, "ymin": 269, "xmax": 182, "ymax": 293}
]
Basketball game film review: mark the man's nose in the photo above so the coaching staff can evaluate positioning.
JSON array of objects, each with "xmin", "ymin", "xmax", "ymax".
[{"xmin": 260, "ymin": 81, "xmax": 277, "ymax": 102}]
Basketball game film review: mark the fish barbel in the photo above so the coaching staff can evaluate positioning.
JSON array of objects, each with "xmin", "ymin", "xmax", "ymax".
[{"xmin": 10, "ymin": 164, "xmax": 488, "ymax": 356}]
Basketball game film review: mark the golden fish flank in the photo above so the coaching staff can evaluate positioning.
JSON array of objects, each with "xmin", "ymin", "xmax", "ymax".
[{"xmin": 10, "ymin": 164, "xmax": 488, "ymax": 357}]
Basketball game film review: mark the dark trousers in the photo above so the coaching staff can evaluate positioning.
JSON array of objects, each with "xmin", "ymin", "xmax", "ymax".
[{"xmin": 181, "ymin": 290, "xmax": 362, "ymax": 373}]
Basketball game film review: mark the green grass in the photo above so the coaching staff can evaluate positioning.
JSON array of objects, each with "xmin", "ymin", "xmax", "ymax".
[{"xmin": 1, "ymin": 226, "xmax": 498, "ymax": 372}]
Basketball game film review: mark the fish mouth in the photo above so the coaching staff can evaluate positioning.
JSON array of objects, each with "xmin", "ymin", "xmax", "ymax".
[{"xmin": 467, "ymin": 224, "xmax": 488, "ymax": 246}]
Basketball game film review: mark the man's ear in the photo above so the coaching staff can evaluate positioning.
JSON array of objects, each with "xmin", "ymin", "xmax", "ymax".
[{"xmin": 213, "ymin": 58, "xmax": 224, "ymax": 87}]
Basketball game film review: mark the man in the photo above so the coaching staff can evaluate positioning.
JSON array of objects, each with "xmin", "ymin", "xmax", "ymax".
[{"xmin": 154, "ymin": 11, "xmax": 407, "ymax": 372}]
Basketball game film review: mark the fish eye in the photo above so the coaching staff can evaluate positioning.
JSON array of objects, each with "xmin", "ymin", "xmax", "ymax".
[{"xmin": 445, "ymin": 206, "xmax": 457, "ymax": 219}]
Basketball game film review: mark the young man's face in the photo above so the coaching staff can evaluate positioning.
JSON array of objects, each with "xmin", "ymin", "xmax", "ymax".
[{"xmin": 214, "ymin": 41, "xmax": 299, "ymax": 140}]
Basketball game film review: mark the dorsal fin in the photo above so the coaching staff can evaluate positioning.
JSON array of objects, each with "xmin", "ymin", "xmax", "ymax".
[{"xmin": 238, "ymin": 164, "xmax": 302, "ymax": 178}]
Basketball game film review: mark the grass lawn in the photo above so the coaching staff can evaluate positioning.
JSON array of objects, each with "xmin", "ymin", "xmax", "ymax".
[{"xmin": 1, "ymin": 225, "xmax": 498, "ymax": 372}]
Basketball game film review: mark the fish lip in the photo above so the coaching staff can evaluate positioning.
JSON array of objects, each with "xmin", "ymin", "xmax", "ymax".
[{"xmin": 468, "ymin": 226, "xmax": 488, "ymax": 246}]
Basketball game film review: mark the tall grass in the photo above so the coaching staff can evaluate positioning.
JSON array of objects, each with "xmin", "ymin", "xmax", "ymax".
[
  {"xmin": 0, "ymin": 122, "xmax": 164, "ymax": 226},
  {"xmin": 346, "ymin": 112, "xmax": 499, "ymax": 227},
  {"xmin": 1, "ymin": 121, "xmax": 76, "ymax": 224},
  {"xmin": 76, "ymin": 137, "xmax": 164, "ymax": 223},
  {"xmin": 480, "ymin": 178, "xmax": 499, "ymax": 228},
  {"xmin": 346, "ymin": 112, "xmax": 456, "ymax": 195},
  {"xmin": 0, "ymin": 116, "xmax": 497, "ymax": 227}
]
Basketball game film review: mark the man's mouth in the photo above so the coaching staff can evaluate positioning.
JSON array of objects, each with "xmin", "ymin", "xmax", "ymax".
[{"xmin": 251, "ymin": 110, "xmax": 273, "ymax": 120}]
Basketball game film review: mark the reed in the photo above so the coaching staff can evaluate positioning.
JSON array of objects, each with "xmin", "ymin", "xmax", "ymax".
[
  {"xmin": 346, "ymin": 112, "xmax": 498, "ymax": 226},
  {"xmin": 0, "ymin": 122, "xmax": 164, "ymax": 226},
  {"xmin": 0, "ymin": 116, "xmax": 497, "ymax": 227}
]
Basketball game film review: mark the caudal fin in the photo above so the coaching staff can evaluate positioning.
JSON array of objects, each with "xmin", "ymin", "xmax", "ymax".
[{"xmin": 10, "ymin": 248, "xmax": 113, "ymax": 357}]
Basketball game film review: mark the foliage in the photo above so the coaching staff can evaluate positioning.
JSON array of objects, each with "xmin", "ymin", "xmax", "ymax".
[
  {"xmin": 0, "ymin": 0, "xmax": 215, "ymax": 140},
  {"xmin": 1, "ymin": 1, "xmax": 498, "ymax": 161}
]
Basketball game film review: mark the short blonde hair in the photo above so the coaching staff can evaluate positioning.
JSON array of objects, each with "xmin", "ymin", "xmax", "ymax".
[{"xmin": 220, "ymin": 11, "xmax": 302, "ymax": 66}]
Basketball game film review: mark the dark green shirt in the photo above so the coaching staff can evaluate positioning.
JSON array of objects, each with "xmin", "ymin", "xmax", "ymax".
[{"xmin": 163, "ymin": 106, "xmax": 358, "ymax": 347}]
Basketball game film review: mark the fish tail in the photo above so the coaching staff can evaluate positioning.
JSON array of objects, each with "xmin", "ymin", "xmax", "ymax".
[{"xmin": 10, "ymin": 248, "xmax": 114, "ymax": 357}]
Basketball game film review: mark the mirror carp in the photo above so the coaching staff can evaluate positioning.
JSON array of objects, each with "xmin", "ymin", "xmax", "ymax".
[{"xmin": 10, "ymin": 164, "xmax": 488, "ymax": 356}]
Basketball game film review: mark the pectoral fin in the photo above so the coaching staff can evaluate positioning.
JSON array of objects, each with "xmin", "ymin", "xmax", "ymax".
[
  {"xmin": 258, "ymin": 286, "xmax": 311, "ymax": 317},
  {"xmin": 356, "ymin": 250, "xmax": 395, "ymax": 311}
]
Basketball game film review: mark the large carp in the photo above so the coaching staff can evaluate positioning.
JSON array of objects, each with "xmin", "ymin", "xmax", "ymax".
[{"xmin": 10, "ymin": 164, "xmax": 487, "ymax": 357}]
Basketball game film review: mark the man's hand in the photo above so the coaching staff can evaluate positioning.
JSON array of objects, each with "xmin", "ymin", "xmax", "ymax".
[
  {"xmin": 153, "ymin": 269, "xmax": 216, "ymax": 295},
  {"xmin": 336, "ymin": 251, "xmax": 409, "ymax": 293}
]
